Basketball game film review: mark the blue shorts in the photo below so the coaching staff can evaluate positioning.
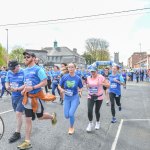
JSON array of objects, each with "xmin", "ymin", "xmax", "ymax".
[{"xmin": 12, "ymin": 96, "xmax": 25, "ymax": 112}]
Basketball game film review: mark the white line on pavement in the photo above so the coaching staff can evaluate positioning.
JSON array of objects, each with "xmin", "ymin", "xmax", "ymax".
[
  {"xmin": 123, "ymin": 119, "xmax": 150, "ymax": 121},
  {"xmin": 0, "ymin": 109, "xmax": 13, "ymax": 115},
  {"xmin": 111, "ymin": 119, "xmax": 124, "ymax": 150}
]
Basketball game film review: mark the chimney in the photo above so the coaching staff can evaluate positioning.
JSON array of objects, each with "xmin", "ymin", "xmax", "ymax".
[
  {"xmin": 73, "ymin": 48, "xmax": 77, "ymax": 53},
  {"xmin": 54, "ymin": 41, "xmax": 58, "ymax": 49}
]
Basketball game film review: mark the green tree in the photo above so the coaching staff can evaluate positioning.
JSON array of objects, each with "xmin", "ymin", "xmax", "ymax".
[
  {"xmin": 0, "ymin": 43, "xmax": 7, "ymax": 66},
  {"xmin": 85, "ymin": 38, "xmax": 110, "ymax": 62},
  {"xmin": 9, "ymin": 46, "xmax": 25, "ymax": 63}
]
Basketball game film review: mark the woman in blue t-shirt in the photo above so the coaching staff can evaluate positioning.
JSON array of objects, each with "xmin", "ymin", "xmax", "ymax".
[
  {"xmin": 59, "ymin": 63, "xmax": 83, "ymax": 135},
  {"xmin": 108, "ymin": 65, "xmax": 125, "ymax": 123}
]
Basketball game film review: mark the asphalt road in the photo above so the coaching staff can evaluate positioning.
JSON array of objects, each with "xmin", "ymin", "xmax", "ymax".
[{"xmin": 0, "ymin": 81, "xmax": 150, "ymax": 150}]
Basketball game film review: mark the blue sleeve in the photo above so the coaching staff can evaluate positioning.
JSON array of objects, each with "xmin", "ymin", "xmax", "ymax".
[
  {"xmin": 59, "ymin": 76, "xmax": 65, "ymax": 87},
  {"xmin": 38, "ymin": 68, "xmax": 47, "ymax": 81},
  {"xmin": 78, "ymin": 78, "xmax": 83, "ymax": 88},
  {"xmin": 5, "ymin": 72, "xmax": 9, "ymax": 82},
  {"xmin": 120, "ymin": 75, "xmax": 124, "ymax": 83}
]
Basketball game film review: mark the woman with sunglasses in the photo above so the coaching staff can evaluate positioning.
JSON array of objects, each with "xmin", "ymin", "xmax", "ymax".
[
  {"xmin": 86, "ymin": 67, "xmax": 109, "ymax": 132},
  {"xmin": 59, "ymin": 63, "xmax": 83, "ymax": 135}
]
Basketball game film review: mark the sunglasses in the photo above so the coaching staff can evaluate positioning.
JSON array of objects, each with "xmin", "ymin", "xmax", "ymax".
[{"xmin": 24, "ymin": 55, "xmax": 31, "ymax": 59}]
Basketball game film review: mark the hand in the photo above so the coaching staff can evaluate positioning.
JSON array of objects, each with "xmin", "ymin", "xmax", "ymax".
[
  {"xmin": 24, "ymin": 86, "xmax": 33, "ymax": 92},
  {"xmin": 78, "ymin": 91, "xmax": 82, "ymax": 98}
]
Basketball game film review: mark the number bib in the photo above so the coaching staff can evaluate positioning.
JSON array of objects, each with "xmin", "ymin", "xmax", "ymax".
[
  {"xmin": 110, "ymin": 83, "xmax": 117, "ymax": 89},
  {"xmin": 10, "ymin": 82, "xmax": 19, "ymax": 88},
  {"xmin": 25, "ymin": 79, "xmax": 32, "ymax": 86},
  {"xmin": 89, "ymin": 87, "xmax": 98, "ymax": 94},
  {"xmin": 65, "ymin": 89, "xmax": 73, "ymax": 96}
]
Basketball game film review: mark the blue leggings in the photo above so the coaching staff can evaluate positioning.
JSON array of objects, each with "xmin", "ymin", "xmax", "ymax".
[{"xmin": 64, "ymin": 94, "xmax": 80, "ymax": 127}]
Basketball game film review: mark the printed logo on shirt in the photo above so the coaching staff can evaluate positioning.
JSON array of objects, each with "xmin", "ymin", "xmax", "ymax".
[{"xmin": 66, "ymin": 80, "xmax": 75, "ymax": 88}]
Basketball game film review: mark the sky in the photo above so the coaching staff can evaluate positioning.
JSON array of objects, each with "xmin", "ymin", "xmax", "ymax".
[{"xmin": 0, "ymin": 0, "xmax": 150, "ymax": 65}]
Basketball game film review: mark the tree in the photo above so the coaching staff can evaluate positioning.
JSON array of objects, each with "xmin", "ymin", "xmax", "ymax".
[
  {"xmin": 85, "ymin": 38, "xmax": 110, "ymax": 62},
  {"xmin": 0, "ymin": 43, "xmax": 7, "ymax": 66},
  {"xmin": 9, "ymin": 46, "xmax": 25, "ymax": 63}
]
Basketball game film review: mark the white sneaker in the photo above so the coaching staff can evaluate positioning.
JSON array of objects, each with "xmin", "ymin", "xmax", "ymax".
[
  {"xmin": 95, "ymin": 122, "xmax": 100, "ymax": 130},
  {"xmin": 86, "ymin": 122, "xmax": 94, "ymax": 132}
]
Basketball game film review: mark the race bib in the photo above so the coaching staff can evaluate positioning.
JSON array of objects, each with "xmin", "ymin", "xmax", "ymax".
[
  {"xmin": 110, "ymin": 83, "xmax": 117, "ymax": 89},
  {"xmin": 25, "ymin": 79, "xmax": 32, "ymax": 86},
  {"xmin": 10, "ymin": 82, "xmax": 19, "ymax": 88},
  {"xmin": 89, "ymin": 87, "xmax": 98, "ymax": 94},
  {"xmin": 65, "ymin": 89, "xmax": 73, "ymax": 96}
]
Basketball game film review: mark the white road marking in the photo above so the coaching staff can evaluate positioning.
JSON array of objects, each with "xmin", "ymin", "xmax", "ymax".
[
  {"xmin": 123, "ymin": 119, "xmax": 150, "ymax": 121},
  {"xmin": 111, "ymin": 119, "xmax": 124, "ymax": 150},
  {"xmin": 0, "ymin": 110, "xmax": 13, "ymax": 115}
]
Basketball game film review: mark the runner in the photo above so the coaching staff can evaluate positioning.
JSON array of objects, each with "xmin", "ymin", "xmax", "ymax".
[
  {"xmin": 5, "ymin": 60, "xmax": 25, "ymax": 143},
  {"xmin": 108, "ymin": 65, "xmax": 125, "ymax": 123},
  {"xmin": 102, "ymin": 67, "xmax": 110, "ymax": 105},
  {"xmin": 58, "ymin": 63, "xmax": 69, "ymax": 105},
  {"xmin": 59, "ymin": 63, "xmax": 83, "ymax": 135},
  {"xmin": 0, "ymin": 66, "xmax": 11, "ymax": 98},
  {"xmin": 17, "ymin": 51, "xmax": 57, "ymax": 150},
  {"xmin": 122, "ymin": 69, "xmax": 127, "ymax": 88},
  {"xmin": 86, "ymin": 67, "xmax": 109, "ymax": 132}
]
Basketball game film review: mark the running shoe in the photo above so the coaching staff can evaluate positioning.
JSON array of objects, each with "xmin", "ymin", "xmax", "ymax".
[
  {"xmin": 95, "ymin": 122, "xmax": 100, "ymax": 130},
  {"xmin": 86, "ymin": 122, "xmax": 94, "ymax": 132},
  {"xmin": 17, "ymin": 141, "xmax": 32, "ymax": 149},
  {"xmin": 51, "ymin": 112, "xmax": 57, "ymax": 125},
  {"xmin": 8, "ymin": 132, "xmax": 21, "ymax": 143},
  {"xmin": 68, "ymin": 127, "xmax": 75, "ymax": 135},
  {"xmin": 111, "ymin": 117, "xmax": 117, "ymax": 123},
  {"xmin": 106, "ymin": 101, "xmax": 109, "ymax": 106},
  {"xmin": 119, "ymin": 106, "xmax": 122, "ymax": 111}
]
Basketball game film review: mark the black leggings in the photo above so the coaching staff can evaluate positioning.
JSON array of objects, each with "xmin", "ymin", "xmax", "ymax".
[
  {"xmin": 109, "ymin": 92, "xmax": 121, "ymax": 117},
  {"xmin": 88, "ymin": 98, "xmax": 103, "ymax": 122}
]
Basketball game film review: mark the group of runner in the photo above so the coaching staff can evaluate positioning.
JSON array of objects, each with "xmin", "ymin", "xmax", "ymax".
[{"xmin": 0, "ymin": 51, "xmax": 126, "ymax": 149}]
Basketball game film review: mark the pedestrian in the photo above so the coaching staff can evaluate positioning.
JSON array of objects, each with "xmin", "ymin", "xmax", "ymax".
[
  {"xmin": 59, "ymin": 63, "xmax": 83, "ymax": 135},
  {"xmin": 0, "ymin": 66, "xmax": 11, "ymax": 98},
  {"xmin": 5, "ymin": 60, "xmax": 25, "ymax": 143},
  {"xmin": 17, "ymin": 51, "xmax": 57, "ymax": 150},
  {"xmin": 86, "ymin": 67, "xmax": 109, "ymax": 132},
  {"xmin": 58, "ymin": 63, "xmax": 69, "ymax": 105},
  {"xmin": 102, "ymin": 67, "xmax": 110, "ymax": 105},
  {"xmin": 51, "ymin": 65, "xmax": 61, "ymax": 98},
  {"xmin": 108, "ymin": 65, "xmax": 125, "ymax": 123},
  {"xmin": 135, "ymin": 71, "xmax": 139, "ymax": 83}
]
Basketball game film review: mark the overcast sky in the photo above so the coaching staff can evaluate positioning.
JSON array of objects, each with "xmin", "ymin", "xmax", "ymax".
[{"xmin": 0, "ymin": 0, "xmax": 150, "ymax": 65}]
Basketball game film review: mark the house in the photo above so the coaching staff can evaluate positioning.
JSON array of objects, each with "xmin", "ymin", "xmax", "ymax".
[{"xmin": 25, "ymin": 41, "xmax": 86, "ymax": 68}]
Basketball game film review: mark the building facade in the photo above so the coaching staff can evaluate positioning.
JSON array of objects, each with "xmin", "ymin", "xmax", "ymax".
[
  {"xmin": 127, "ymin": 52, "xmax": 147, "ymax": 68},
  {"xmin": 25, "ymin": 41, "xmax": 86, "ymax": 67}
]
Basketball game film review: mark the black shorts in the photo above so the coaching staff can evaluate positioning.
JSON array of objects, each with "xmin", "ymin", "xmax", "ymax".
[{"xmin": 24, "ymin": 100, "xmax": 44, "ymax": 119}]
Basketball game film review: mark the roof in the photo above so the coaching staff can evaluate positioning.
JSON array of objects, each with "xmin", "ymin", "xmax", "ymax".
[{"xmin": 42, "ymin": 47, "xmax": 81, "ymax": 57}]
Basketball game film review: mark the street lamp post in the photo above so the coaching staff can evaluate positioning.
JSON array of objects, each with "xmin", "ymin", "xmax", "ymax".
[{"xmin": 6, "ymin": 29, "xmax": 8, "ymax": 65}]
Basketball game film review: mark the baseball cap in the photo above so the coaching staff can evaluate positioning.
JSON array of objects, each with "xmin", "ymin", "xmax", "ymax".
[
  {"xmin": 23, "ymin": 51, "xmax": 36, "ymax": 57},
  {"xmin": 90, "ymin": 67, "xmax": 97, "ymax": 72},
  {"xmin": 8, "ymin": 60, "xmax": 19, "ymax": 70}
]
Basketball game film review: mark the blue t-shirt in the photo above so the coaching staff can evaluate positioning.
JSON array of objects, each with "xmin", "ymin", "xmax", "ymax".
[
  {"xmin": 24, "ymin": 65, "xmax": 47, "ymax": 94},
  {"xmin": 59, "ymin": 74, "xmax": 83, "ymax": 96},
  {"xmin": 75, "ymin": 70, "xmax": 83, "ymax": 78},
  {"xmin": 108, "ymin": 73, "xmax": 124, "ymax": 95},
  {"xmin": 51, "ymin": 70, "xmax": 61, "ymax": 83},
  {"xmin": 0, "ymin": 70, "xmax": 7, "ymax": 83},
  {"xmin": 5, "ymin": 69, "xmax": 24, "ymax": 97}
]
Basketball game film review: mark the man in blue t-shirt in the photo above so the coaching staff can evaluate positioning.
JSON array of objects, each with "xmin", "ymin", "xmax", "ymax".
[
  {"xmin": 17, "ymin": 51, "xmax": 57, "ymax": 150},
  {"xmin": 5, "ymin": 60, "xmax": 25, "ymax": 143}
]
